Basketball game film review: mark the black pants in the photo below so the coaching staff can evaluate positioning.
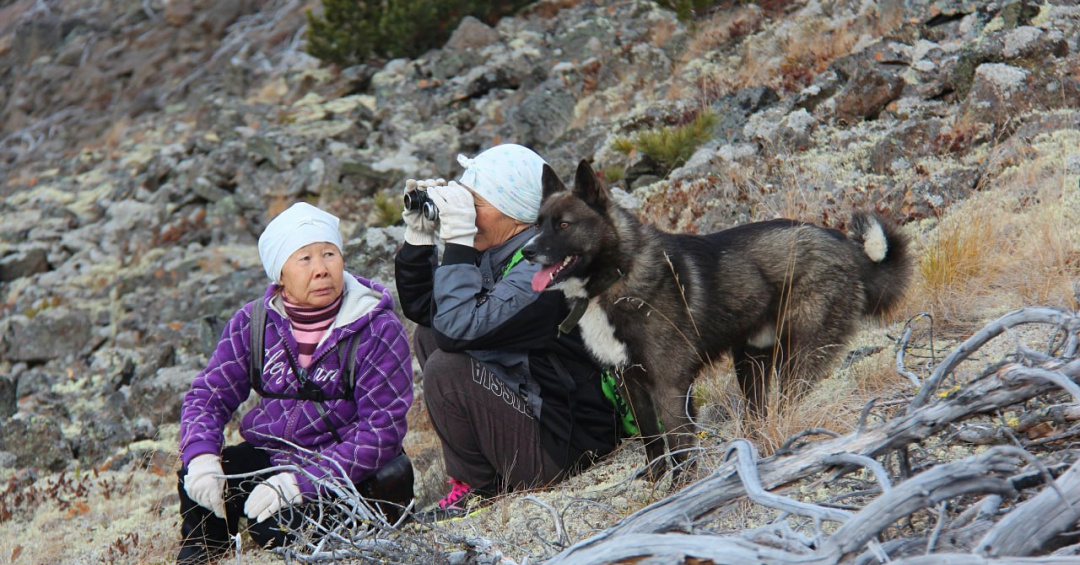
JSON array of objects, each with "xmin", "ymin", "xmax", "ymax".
[
  {"xmin": 177, "ymin": 443, "xmax": 414, "ymax": 555},
  {"xmin": 177, "ymin": 443, "xmax": 294, "ymax": 554},
  {"xmin": 414, "ymin": 327, "xmax": 562, "ymax": 495}
]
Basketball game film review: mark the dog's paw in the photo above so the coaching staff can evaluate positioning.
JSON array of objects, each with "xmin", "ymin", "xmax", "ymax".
[{"xmin": 637, "ymin": 458, "xmax": 670, "ymax": 483}]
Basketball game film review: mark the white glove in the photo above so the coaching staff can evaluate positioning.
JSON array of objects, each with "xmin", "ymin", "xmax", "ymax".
[
  {"xmin": 428, "ymin": 181, "xmax": 477, "ymax": 247},
  {"xmin": 403, "ymin": 178, "xmax": 443, "ymax": 246},
  {"xmin": 184, "ymin": 454, "xmax": 226, "ymax": 518},
  {"xmin": 244, "ymin": 472, "xmax": 302, "ymax": 523}
]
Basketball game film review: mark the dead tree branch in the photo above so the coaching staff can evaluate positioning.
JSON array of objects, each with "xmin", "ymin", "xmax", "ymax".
[
  {"xmin": 976, "ymin": 456, "xmax": 1080, "ymax": 557},
  {"xmin": 907, "ymin": 307, "xmax": 1080, "ymax": 413},
  {"xmin": 544, "ymin": 308, "xmax": 1080, "ymax": 565}
]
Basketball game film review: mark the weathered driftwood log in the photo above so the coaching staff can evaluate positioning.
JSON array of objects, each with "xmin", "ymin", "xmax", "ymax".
[
  {"xmin": 907, "ymin": 307, "xmax": 1080, "ymax": 412},
  {"xmin": 889, "ymin": 556, "xmax": 1080, "ymax": 565},
  {"xmin": 976, "ymin": 456, "xmax": 1080, "ymax": 557},
  {"xmin": 544, "ymin": 308, "xmax": 1080, "ymax": 564},
  {"xmin": 544, "ymin": 448, "xmax": 1023, "ymax": 565}
]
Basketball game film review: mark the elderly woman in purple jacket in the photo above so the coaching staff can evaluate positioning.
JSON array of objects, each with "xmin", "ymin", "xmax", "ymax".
[{"xmin": 176, "ymin": 203, "xmax": 414, "ymax": 565}]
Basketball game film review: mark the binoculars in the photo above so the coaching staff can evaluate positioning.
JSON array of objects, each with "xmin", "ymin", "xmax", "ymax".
[{"xmin": 403, "ymin": 190, "xmax": 439, "ymax": 221}]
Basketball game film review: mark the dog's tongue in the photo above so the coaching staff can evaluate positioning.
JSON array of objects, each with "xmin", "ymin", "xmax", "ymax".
[{"xmin": 532, "ymin": 264, "xmax": 560, "ymax": 292}]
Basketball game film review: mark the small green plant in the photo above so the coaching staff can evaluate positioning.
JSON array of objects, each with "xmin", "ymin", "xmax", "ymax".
[
  {"xmin": 655, "ymin": 0, "xmax": 722, "ymax": 22},
  {"xmin": 611, "ymin": 137, "xmax": 636, "ymax": 155},
  {"xmin": 25, "ymin": 296, "xmax": 61, "ymax": 318},
  {"xmin": 602, "ymin": 165, "xmax": 626, "ymax": 184},
  {"xmin": 628, "ymin": 110, "xmax": 719, "ymax": 172},
  {"xmin": 306, "ymin": 0, "xmax": 534, "ymax": 67},
  {"xmin": 373, "ymin": 190, "xmax": 403, "ymax": 228}
]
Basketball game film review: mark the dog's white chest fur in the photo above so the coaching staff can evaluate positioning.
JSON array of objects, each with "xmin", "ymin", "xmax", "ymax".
[
  {"xmin": 556, "ymin": 279, "xmax": 630, "ymax": 367},
  {"xmin": 579, "ymin": 299, "xmax": 630, "ymax": 367}
]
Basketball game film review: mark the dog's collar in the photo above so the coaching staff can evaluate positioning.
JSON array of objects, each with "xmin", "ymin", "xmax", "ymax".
[
  {"xmin": 558, "ymin": 268, "xmax": 623, "ymax": 334},
  {"xmin": 558, "ymin": 298, "xmax": 588, "ymax": 334}
]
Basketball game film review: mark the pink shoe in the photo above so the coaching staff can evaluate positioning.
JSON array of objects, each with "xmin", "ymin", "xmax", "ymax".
[{"xmin": 418, "ymin": 478, "xmax": 486, "ymax": 522}]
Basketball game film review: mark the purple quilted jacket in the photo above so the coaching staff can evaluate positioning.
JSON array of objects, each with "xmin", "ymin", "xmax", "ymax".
[{"xmin": 179, "ymin": 274, "xmax": 413, "ymax": 499}]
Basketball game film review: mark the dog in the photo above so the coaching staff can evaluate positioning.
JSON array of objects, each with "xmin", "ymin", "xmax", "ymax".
[{"xmin": 521, "ymin": 160, "xmax": 911, "ymax": 478}]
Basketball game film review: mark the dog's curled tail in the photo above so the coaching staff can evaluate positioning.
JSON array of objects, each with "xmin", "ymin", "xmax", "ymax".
[{"xmin": 848, "ymin": 211, "xmax": 912, "ymax": 317}]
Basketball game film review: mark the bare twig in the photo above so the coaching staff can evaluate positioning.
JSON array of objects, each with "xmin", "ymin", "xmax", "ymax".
[
  {"xmin": 777, "ymin": 428, "xmax": 841, "ymax": 454},
  {"xmin": 523, "ymin": 495, "xmax": 568, "ymax": 548},
  {"xmin": 896, "ymin": 313, "xmax": 933, "ymax": 389},
  {"xmin": 726, "ymin": 439, "xmax": 852, "ymax": 525},
  {"xmin": 925, "ymin": 502, "xmax": 948, "ymax": 553},
  {"xmin": 908, "ymin": 307, "xmax": 1080, "ymax": 413},
  {"xmin": 821, "ymin": 453, "xmax": 892, "ymax": 493},
  {"xmin": 977, "ymin": 455, "xmax": 1080, "ymax": 557}
]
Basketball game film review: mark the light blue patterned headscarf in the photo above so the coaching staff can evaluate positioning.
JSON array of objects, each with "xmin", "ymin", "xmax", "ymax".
[{"xmin": 457, "ymin": 143, "xmax": 548, "ymax": 223}]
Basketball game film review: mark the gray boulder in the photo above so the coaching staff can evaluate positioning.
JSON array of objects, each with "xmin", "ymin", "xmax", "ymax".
[
  {"xmin": 1, "ymin": 308, "xmax": 93, "ymax": 363},
  {"xmin": 0, "ymin": 416, "xmax": 73, "ymax": 472}
]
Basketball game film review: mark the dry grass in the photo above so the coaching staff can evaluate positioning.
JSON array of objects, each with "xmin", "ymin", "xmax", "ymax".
[
  {"xmin": 682, "ymin": 5, "xmax": 765, "ymax": 60},
  {"xmin": 0, "ymin": 439, "xmax": 182, "ymax": 565},
  {"xmin": 915, "ymin": 203, "xmax": 1004, "ymax": 321},
  {"xmin": 1004, "ymin": 207, "xmax": 1080, "ymax": 309},
  {"xmin": 908, "ymin": 166, "xmax": 1080, "ymax": 326},
  {"xmin": 693, "ymin": 351, "xmax": 871, "ymax": 457}
]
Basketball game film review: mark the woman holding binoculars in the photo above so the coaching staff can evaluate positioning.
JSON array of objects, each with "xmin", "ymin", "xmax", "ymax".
[{"xmin": 393, "ymin": 143, "xmax": 620, "ymax": 521}]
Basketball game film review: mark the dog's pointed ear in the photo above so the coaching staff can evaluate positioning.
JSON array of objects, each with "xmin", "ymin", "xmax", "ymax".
[
  {"xmin": 541, "ymin": 164, "xmax": 567, "ymax": 201},
  {"xmin": 573, "ymin": 159, "xmax": 610, "ymax": 211}
]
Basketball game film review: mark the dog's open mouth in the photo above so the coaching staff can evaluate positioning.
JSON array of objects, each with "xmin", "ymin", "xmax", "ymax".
[{"xmin": 531, "ymin": 255, "xmax": 579, "ymax": 292}]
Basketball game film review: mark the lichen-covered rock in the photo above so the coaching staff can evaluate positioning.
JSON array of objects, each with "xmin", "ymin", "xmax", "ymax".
[
  {"xmin": 960, "ymin": 63, "xmax": 1031, "ymax": 129},
  {"xmin": 0, "ymin": 416, "xmax": 73, "ymax": 471},
  {"xmin": 830, "ymin": 66, "xmax": 907, "ymax": 124},
  {"xmin": 1, "ymin": 308, "xmax": 92, "ymax": 363},
  {"xmin": 0, "ymin": 244, "xmax": 50, "ymax": 282}
]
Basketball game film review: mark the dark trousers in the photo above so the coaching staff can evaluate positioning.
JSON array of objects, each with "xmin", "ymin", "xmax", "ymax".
[
  {"xmin": 177, "ymin": 443, "xmax": 413, "ymax": 556},
  {"xmin": 414, "ymin": 327, "xmax": 562, "ymax": 495},
  {"xmin": 177, "ymin": 443, "xmax": 295, "ymax": 555}
]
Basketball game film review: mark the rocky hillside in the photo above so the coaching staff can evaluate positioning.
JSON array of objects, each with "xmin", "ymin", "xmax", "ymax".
[{"xmin": 1, "ymin": 0, "xmax": 1079, "ymax": 562}]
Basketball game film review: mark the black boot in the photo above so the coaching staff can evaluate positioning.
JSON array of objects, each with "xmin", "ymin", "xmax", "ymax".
[{"xmin": 359, "ymin": 452, "xmax": 415, "ymax": 523}]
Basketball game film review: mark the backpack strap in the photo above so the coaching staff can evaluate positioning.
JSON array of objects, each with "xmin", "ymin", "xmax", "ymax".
[
  {"xmin": 249, "ymin": 299, "xmax": 268, "ymax": 392},
  {"xmin": 337, "ymin": 331, "xmax": 362, "ymax": 395},
  {"xmin": 249, "ymin": 298, "xmax": 355, "ymax": 445}
]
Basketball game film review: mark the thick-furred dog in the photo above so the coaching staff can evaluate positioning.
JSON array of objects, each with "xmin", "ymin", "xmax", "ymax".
[{"xmin": 521, "ymin": 160, "xmax": 911, "ymax": 478}]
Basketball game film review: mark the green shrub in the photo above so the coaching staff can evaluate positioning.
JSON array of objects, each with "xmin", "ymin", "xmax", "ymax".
[
  {"xmin": 306, "ymin": 0, "xmax": 534, "ymax": 67},
  {"xmin": 611, "ymin": 137, "xmax": 636, "ymax": 155},
  {"xmin": 602, "ymin": 165, "xmax": 626, "ymax": 184},
  {"xmin": 627, "ymin": 110, "xmax": 719, "ymax": 172},
  {"xmin": 373, "ymin": 190, "xmax": 403, "ymax": 228},
  {"xmin": 655, "ymin": 0, "xmax": 723, "ymax": 22}
]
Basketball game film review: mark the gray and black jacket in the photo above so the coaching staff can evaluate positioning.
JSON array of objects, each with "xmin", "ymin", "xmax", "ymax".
[{"xmin": 395, "ymin": 229, "xmax": 618, "ymax": 470}]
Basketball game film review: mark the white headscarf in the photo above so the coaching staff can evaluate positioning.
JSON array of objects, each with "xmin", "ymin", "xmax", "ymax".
[
  {"xmin": 457, "ymin": 143, "xmax": 548, "ymax": 223},
  {"xmin": 257, "ymin": 202, "xmax": 344, "ymax": 283}
]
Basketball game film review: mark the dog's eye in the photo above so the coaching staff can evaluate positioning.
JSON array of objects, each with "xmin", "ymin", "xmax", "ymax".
[{"xmin": 557, "ymin": 221, "xmax": 570, "ymax": 230}]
